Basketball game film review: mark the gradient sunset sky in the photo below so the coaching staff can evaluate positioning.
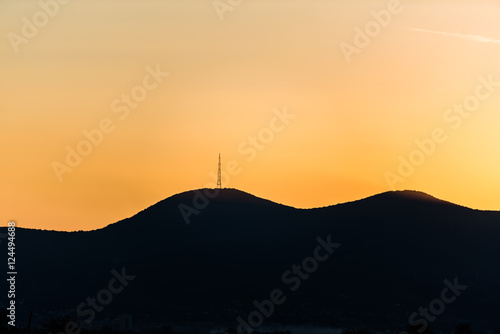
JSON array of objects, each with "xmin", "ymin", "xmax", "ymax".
[{"xmin": 1, "ymin": 0, "xmax": 500, "ymax": 231}]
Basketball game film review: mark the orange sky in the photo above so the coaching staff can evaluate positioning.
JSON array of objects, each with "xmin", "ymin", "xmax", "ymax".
[{"xmin": 1, "ymin": 0, "xmax": 500, "ymax": 231}]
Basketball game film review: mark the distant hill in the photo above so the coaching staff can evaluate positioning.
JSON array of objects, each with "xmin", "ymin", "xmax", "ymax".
[{"xmin": 3, "ymin": 189, "xmax": 500, "ymax": 332}]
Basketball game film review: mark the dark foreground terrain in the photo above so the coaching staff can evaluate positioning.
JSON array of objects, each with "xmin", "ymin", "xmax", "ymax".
[{"xmin": 2, "ymin": 189, "xmax": 500, "ymax": 333}]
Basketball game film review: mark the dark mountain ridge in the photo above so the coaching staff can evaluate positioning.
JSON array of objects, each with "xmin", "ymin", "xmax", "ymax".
[{"xmin": 3, "ymin": 189, "xmax": 500, "ymax": 331}]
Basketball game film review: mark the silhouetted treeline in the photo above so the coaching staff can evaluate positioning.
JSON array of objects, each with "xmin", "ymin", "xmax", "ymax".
[
  {"xmin": 2, "ymin": 310, "xmax": 500, "ymax": 334},
  {"xmin": 339, "ymin": 322, "xmax": 498, "ymax": 334}
]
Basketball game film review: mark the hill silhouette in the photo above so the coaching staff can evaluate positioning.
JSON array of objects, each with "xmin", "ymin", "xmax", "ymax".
[{"xmin": 2, "ymin": 189, "xmax": 500, "ymax": 332}]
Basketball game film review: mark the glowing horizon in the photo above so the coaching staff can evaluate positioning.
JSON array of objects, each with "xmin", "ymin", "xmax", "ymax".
[{"xmin": 1, "ymin": 0, "xmax": 500, "ymax": 231}]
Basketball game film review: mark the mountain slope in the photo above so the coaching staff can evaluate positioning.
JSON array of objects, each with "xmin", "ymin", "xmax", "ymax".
[{"xmin": 3, "ymin": 189, "xmax": 500, "ymax": 331}]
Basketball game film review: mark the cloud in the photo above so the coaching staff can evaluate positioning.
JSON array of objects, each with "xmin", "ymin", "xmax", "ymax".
[{"xmin": 409, "ymin": 28, "xmax": 500, "ymax": 44}]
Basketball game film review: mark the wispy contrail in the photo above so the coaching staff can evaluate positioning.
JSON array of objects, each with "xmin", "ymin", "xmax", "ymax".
[{"xmin": 409, "ymin": 28, "xmax": 500, "ymax": 44}]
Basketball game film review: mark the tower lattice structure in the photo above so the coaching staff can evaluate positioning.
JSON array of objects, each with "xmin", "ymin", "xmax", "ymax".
[{"xmin": 217, "ymin": 153, "xmax": 222, "ymax": 189}]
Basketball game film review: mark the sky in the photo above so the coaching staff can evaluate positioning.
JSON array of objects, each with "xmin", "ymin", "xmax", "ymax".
[{"xmin": 1, "ymin": 0, "xmax": 500, "ymax": 231}]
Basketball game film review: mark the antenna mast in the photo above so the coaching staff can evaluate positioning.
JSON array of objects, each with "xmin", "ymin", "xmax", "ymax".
[{"xmin": 217, "ymin": 153, "xmax": 222, "ymax": 189}]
